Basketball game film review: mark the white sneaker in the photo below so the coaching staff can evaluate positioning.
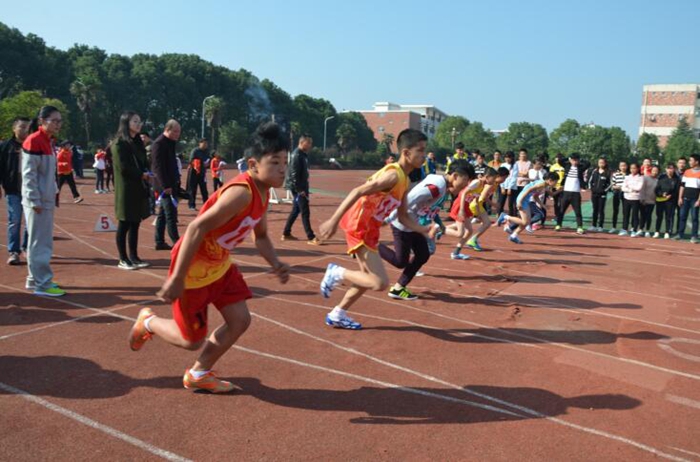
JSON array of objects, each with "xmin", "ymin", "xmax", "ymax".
[
  {"xmin": 320, "ymin": 263, "xmax": 343, "ymax": 298},
  {"xmin": 597, "ymin": 227, "xmax": 605, "ymax": 232},
  {"xmin": 587, "ymin": 226, "xmax": 597, "ymax": 232},
  {"xmin": 525, "ymin": 225, "xmax": 534, "ymax": 234},
  {"xmin": 618, "ymin": 230, "xmax": 628, "ymax": 236},
  {"xmin": 94, "ymin": 189, "xmax": 101, "ymax": 194},
  {"xmin": 608, "ymin": 228, "xmax": 617, "ymax": 234},
  {"xmin": 652, "ymin": 232, "xmax": 660, "ymax": 239},
  {"xmin": 415, "ymin": 271, "xmax": 426, "ymax": 277},
  {"xmin": 644, "ymin": 232, "xmax": 651, "ymax": 238},
  {"xmin": 664, "ymin": 233, "xmax": 670, "ymax": 239}
]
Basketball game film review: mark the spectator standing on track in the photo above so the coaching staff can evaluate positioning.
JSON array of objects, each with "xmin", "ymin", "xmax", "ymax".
[
  {"xmin": 620, "ymin": 162, "xmax": 643, "ymax": 237},
  {"xmin": 555, "ymin": 153, "xmax": 586, "ymax": 234},
  {"xmin": 56, "ymin": 141, "xmax": 83, "ymax": 204},
  {"xmin": 210, "ymin": 152, "xmax": 225, "ymax": 191},
  {"xmin": 639, "ymin": 166, "xmax": 659, "ymax": 237},
  {"xmin": 424, "ymin": 151, "xmax": 437, "ymax": 175},
  {"xmin": 0, "ymin": 117, "xmax": 30, "ymax": 265},
  {"xmin": 152, "ymin": 119, "xmax": 182, "ymax": 251},
  {"xmin": 21, "ymin": 106, "xmax": 66, "ymax": 296},
  {"xmin": 187, "ymin": 138, "xmax": 210, "ymax": 210},
  {"xmin": 446, "ymin": 142, "xmax": 468, "ymax": 171},
  {"xmin": 282, "ymin": 134, "xmax": 320, "ymax": 245},
  {"xmin": 675, "ymin": 156, "xmax": 688, "ymax": 234},
  {"xmin": 587, "ymin": 157, "xmax": 611, "ymax": 232},
  {"xmin": 654, "ymin": 163, "xmax": 679, "ymax": 239},
  {"xmin": 104, "ymin": 145, "xmax": 114, "ymax": 192},
  {"xmin": 112, "ymin": 111, "xmax": 152, "ymax": 270},
  {"xmin": 608, "ymin": 161, "xmax": 627, "ymax": 234},
  {"xmin": 548, "ymin": 153, "xmax": 566, "ymax": 224},
  {"xmin": 93, "ymin": 146, "xmax": 106, "ymax": 193},
  {"xmin": 676, "ymin": 153, "xmax": 700, "ymax": 243},
  {"xmin": 72, "ymin": 144, "xmax": 84, "ymax": 178},
  {"xmin": 515, "ymin": 148, "xmax": 531, "ymax": 196},
  {"xmin": 501, "ymin": 151, "xmax": 518, "ymax": 216},
  {"xmin": 641, "ymin": 157, "xmax": 653, "ymax": 176},
  {"xmin": 473, "ymin": 151, "xmax": 487, "ymax": 178}
]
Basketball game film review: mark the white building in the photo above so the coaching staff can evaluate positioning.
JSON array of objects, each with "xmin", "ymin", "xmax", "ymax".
[{"xmin": 363, "ymin": 102, "xmax": 449, "ymax": 139}]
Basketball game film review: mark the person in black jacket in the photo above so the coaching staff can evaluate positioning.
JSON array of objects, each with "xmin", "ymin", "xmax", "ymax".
[
  {"xmin": 282, "ymin": 134, "xmax": 320, "ymax": 245},
  {"xmin": 587, "ymin": 157, "xmax": 611, "ymax": 232},
  {"xmin": 151, "ymin": 119, "xmax": 181, "ymax": 250},
  {"xmin": 555, "ymin": 153, "xmax": 587, "ymax": 234},
  {"xmin": 187, "ymin": 138, "xmax": 210, "ymax": 210},
  {"xmin": 0, "ymin": 117, "xmax": 30, "ymax": 265},
  {"xmin": 654, "ymin": 163, "xmax": 680, "ymax": 238}
]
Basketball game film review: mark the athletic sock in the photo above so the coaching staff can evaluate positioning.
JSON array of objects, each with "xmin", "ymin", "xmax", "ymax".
[
  {"xmin": 189, "ymin": 369, "xmax": 210, "ymax": 379},
  {"xmin": 329, "ymin": 306, "xmax": 347, "ymax": 320},
  {"xmin": 392, "ymin": 283, "xmax": 403, "ymax": 292},
  {"xmin": 144, "ymin": 315, "xmax": 155, "ymax": 333}
]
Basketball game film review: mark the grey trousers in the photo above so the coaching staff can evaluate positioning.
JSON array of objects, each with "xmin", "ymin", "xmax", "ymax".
[{"xmin": 24, "ymin": 206, "xmax": 54, "ymax": 291}]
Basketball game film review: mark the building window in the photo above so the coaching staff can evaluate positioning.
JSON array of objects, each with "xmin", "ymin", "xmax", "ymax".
[{"xmin": 378, "ymin": 126, "xmax": 385, "ymax": 132}]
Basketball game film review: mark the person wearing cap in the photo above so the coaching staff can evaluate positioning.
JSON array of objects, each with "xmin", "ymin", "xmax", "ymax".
[{"xmin": 555, "ymin": 152, "xmax": 586, "ymax": 235}]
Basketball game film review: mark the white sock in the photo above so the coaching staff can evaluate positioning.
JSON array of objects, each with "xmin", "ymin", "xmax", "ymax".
[
  {"xmin": 510, "ymin": 232, "xmax": 518, "ymax": 238},
  {"xmin": 329, "ymin": 306, "xmax": 347, "ymax": 320},
  {"xmin": 189, "ymin": 369, "xmax": 210, "ymax": 379},
  {"xmin": 144, "ymin": 316, "xmax": 155, "ymax": 333}
]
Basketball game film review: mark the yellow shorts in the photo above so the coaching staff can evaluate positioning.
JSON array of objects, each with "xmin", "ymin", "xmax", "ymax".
[{"xmin": 469, "ymin": 201, "xmax": 486, "ymax": 216}]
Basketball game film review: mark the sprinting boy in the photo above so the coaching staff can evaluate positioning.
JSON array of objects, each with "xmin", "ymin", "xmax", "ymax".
[
  {"xmin": 318, "ymin": 129, "xmax": 436, "ymax": 330},
  {"xmin": 378, "ymin": 160, "xmax": 473, "ymax": 301},
  {"xmin": 498, "ymin": 172, "xmax": 559, "ymax": 244},
  {"xmin": 128, "ymin": 122, "xmax": 291, "ymax": 393},
  {"xmin": 445, "ymin": 167, "xmax": 508, "ymax": 256}
]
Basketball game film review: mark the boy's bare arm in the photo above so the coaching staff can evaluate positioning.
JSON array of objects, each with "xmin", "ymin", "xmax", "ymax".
[{"xmin": 253, "ymin": 214, "xmax": 289, "ymax": 283}]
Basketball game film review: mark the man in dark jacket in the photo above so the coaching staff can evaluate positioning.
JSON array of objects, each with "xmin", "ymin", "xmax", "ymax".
[
  {"xmin": 654, "ymin": 163, "xmax": 681, "ymax": 238},
  {"xmin": 187, "ymin": 138, "xmax": 209, "ymax": 210},
  {"xmin": 282, "ymin": 134, "xmax": 319, "ymax": 245},
  {"xmin": 555, "ymin": 153, "xmax": 587, "ymax": 234},
  {"xmin": 587, "ymin": 158, "xmax": 611, "ymax": 232},
  {"xmin": 151, "ymin": 119, "xmax": 181, "ymax": 250},
  {"xmin": 0, "ymin": 117, "xmax": 30, "ymax": 265}
]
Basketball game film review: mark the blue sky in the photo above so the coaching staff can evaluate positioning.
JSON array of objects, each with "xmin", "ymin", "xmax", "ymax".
[{"xmin": 4, "ymin": 0, "xmax": 699, "ymax": 139}]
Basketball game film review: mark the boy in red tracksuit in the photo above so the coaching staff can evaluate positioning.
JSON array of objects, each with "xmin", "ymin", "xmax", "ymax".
[
  {"xmin": 56, "ymin": 142, "xmax": 83, "ymax": 203},
  {"xmin": 128, "ymin": 123, "xmax": 291, "ymax": 393}
]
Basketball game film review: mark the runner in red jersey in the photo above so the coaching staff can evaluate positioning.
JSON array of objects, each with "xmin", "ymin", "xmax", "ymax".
[
  {"xmin": 318, "ymin": 129, "xmax": 438, "ymax": 330},
  {"xmin": 128, "ymin": 122, "xmax": 291, "ymax": 393}
]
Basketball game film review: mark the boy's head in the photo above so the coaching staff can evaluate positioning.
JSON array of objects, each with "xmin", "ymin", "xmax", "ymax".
[
  {"xmin": 690, "ymin": 154, "xmax": 700, "ymax": 168},
  {"xmin": 642, "ymin": 157, "xmax": 652, "ymax": 167},
  {"xmin": 299, "ymin": 134, "xmax": 313, "ymax": 152},
  {"xmin": 493, "ymin": 150, "xmax": 502, "ymax": 162},
  {"xmin": 665, "ymin": 163, "xmax": 676, "ymax": 176},
  {"xmin": 482, "ymin": 167, "xmax": 500, "ymax": 185},
  {"xmin": 504, "ymin": 151, "xmax": 515, "ymax": 163},
  {"xmin": 651, "ymin": 165, "xmax": 660, "ymax": 177},
  {"xmin": 677, "ymin": 157, "xmax": 687, "ymax": 171},
  {"xmin": 475, "ymin": 151, "xmax": 485, "ymax": 164},
  {"xmin": 619, "ymin": 160, "xmax": 628, "ymax": 172},
  {"xmin": 455, "ymin": 141, "xmax": 465, "ymax": 154},
  {"xmin": 597, "ymin": 158, "xmax": 608, "ymax": 169},
  {"xmin": 246, "ymin": 122, "xmax": 290, "ymax": 188},
  {"xmin": 545, "ymin": 172, "xmax": 559, "ymax": 186},
  {"xmin": 569, "ymin": 153, "xmax": 581, "ymax": 166},
  {"xmin": 533, "ymin": 159, "xmax": 544, "ymax": 170},
  {"xmin": 198, "ymin": 138, "xmax": 208, "ymax": 150},
  {"xmin": 446, "ymin": 159, "xmax": 475, "ymax": 194},
  {"xmin": 554, "ymin": 153, "xmax": 564, "ymax": 165},
  {"xmin": 427, "ymin": 151, "xmax": 435, "ymax": 160},
  {"xmin": 397, "ymin": 128, "xmax": 428, "ymax": 169},
  {"xmin": 496, "ymin": 166, "xmax": 510, "ymax": 183}
]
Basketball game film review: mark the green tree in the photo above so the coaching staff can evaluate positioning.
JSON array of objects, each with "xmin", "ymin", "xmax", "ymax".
[
  {"xmin": 461, "ymin": 121, "xmax": 497, "ymax": 155},
  {"xmin": 664, "ymin": 118, "xmax": 700, "ymax": 162},
  {"xmin": 217, "ymin": 120, "xmax": 248, "ymax": 161},
  {"xmin": 203, "ymin": 96, "xmax": 224, "ymax": 146},
  {"xmin": 549, "ymin": 119, "xmax": 581, "ymax": 155},
  {"xmin": 335, "ymin": 112, "xmax": 377, "ymax": 152},
  {"xmin": 636, "ymin": 132, "xmax": 660, "ymax": 159},
  {"xmin": 497, "ymin": 122, "xmax": 548, "ymax": 155},
  {"xmin": 607, "ymin": 126, "xmax": 632, "ymax": 164},
  {"xmin": 569, "ymin": 125, "xmax": 611, "ymax": 161},
  {"xmin": 379, "ymin": 132, "xmax": 395, "ymax": 154},
  {"xmin": 336, "ymin": 123, "xmax": 358, "ymax": 152},
  {"xmin": 0, "ymin": 90, "xmax": 70, "ymax": 139},
  {"xmin": 434, "ymin": 116, "xmax": 470, "ymax": 150},
  {"xmin": 70, "ymin": 76, "xmax": 101, "ymax": 146}
]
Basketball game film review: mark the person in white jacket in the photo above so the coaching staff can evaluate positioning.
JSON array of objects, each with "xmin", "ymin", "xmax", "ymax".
[{"xmin": 620, "ymin": 162, "xmax": 644, "ymax": 237}]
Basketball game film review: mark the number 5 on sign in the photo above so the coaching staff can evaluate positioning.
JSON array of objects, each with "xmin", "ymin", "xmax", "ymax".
[{"xmin": 94, "ymin": 214, "xmax": 118, "ymax": 232}]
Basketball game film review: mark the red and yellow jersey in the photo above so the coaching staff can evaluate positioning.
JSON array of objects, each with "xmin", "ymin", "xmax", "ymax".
[
  {"xmin": 450, "ymin": 179, "xmax": 484, "ymax": 217},
  {"xmin": 340, "ymin": 163, "xmax": 408, "ymax": 252},
  {"xmin": 172, "ymin": 172, "xmax": 268, "ymax": 289}
]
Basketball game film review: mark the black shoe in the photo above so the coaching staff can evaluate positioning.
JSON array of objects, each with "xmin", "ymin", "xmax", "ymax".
[{"xmin": 155, "ymin": 243, "xmax": 173, "ymax": 251}]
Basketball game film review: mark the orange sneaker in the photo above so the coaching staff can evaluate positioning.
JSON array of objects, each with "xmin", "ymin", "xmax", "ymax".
[
  {"xmin": 183, "ymin": 370, "xmax": 235, "ymax": 393},
  {"xmin": 128, "ymin": 308, "xmax": 154, "ymax": 351}
]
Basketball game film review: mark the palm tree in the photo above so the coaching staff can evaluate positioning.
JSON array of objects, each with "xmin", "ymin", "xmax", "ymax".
[
  {"xmin": 204, "ymin": 96, "xmax": 224, "ymax": 147},
  {"xmin": 70, "ymin": 78, "xmax": 99, "ymax": 146}
]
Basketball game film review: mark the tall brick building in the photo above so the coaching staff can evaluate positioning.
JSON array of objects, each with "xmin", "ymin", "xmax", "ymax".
[
  {"xmin": 358, "ymin": 102, "xmax": 448, "ymax": 151},
  {"xmin": 639, "ymin": 84, "xmax": 700, "ymax": 148}
]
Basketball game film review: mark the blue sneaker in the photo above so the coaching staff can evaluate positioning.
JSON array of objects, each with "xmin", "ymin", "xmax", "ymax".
[
  {"xmin": 509, "ymin": 235, "xmax": 523, "ymax": 244},
  {"xmin": 466, "ymin": 239, "xmax": 483, "ymax": 251},
  {"xmin": 497, "ymin": 213, "xmax": 508, "ymax": 227},
  {"xmin": 325, "ymin": 314, "xmax": 362, "ymax": 330},
  {"xmin": 427, "ymin": 238, "xmax": 436, "ymax": 255},
  {"xmin": 450, "ymin": 252, "xmax": 470, "ymax": 260},
  {"xmin": 320, "ymin": 263, "xmax": 341, "ymax": 298}
]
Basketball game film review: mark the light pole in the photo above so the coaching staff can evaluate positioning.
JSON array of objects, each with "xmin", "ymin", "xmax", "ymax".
[
  {"xmin": 323, "ymin": 116, "xmax": 335, "ymax": 153},
  {"xmin": 201, "ymin": 95, "xmax": 215, "ymax": 139}
]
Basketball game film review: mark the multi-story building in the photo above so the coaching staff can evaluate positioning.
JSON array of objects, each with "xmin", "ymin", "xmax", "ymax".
[
  {"xmin": 639, "ymin": 84, "xmax": 700, "ymax": 148},
  {"xmin": 358, "ymin": 102, "xmax": 449, "ymax": 151}
]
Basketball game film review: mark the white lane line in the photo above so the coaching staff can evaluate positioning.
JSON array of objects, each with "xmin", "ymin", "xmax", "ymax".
[
  {"xmin": 280, "ymin": 272, "xmax": 700, "ymax": 381},
  {"xmin": 665, "ymin": 394, "xmax": 700, "ymax": 411},
  {"xmin": 668, "ymin": 447, "xmax": 700, "ymax": 459},
  {"xmin": 0, "ymin": 381, "xmax": 191, "ymax": 462},
  {"xmin": 658, "ymin": 338, "xmax": 700, "ymax": 363},
  {"xmin": 234, "ymin": 346, "xmax": 522, "ymax": 417},
  {"xmin": 249, "ymin": 311, "xmax": 688, "ymax": 462}
]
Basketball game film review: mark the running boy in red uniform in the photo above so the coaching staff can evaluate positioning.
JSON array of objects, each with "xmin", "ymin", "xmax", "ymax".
[
  {"xmin": 318, "ymin": 129, "xmax": 437, "ymax": 330},
  {"xmin": 128, "ymin": 122, "xmax": 291, "ymax": 393}
]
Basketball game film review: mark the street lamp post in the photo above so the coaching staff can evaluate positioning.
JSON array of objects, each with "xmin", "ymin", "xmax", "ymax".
[
  {"xmin": 201, "ymin": 95, "xmax": 215, "ymax": 139},
  {"xmin": 451, "ymin": 127, "xmax": 457, "ymax": 150},
  {"xmin": 323, "ymin": 116, "xmax": 335, "ymax": 153}
]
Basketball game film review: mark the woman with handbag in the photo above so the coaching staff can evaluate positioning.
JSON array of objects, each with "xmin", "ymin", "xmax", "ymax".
[{"xmin": 112, "ymin": 111, "xmax": 152, "ymax": 270}]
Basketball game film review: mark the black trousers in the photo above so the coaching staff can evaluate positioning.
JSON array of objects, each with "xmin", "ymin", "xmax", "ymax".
[
  {"xmin": 188, "ymin": 173, "xmax": 209, "ymax": 208},
  {"xmin": 213, "ymin": 178, "xmax": 223, "ymax": 191},
  {"xmin": 116, "ymin": 220, "xmax": 141, "ymax": 262},
  {"xmin": 655, "ymin": 201, "xmax": 675, "ymax": 234},
  {"xmin": 622, "ymin": 199, "xmax": 640, "ymax": 231},
  {"xmin": 591, "ymin": 192, "xmax": 607, "ymax": 228},
  {"xmin": 639, "ymin": 203, "xmax": 655, "ymax": 232},
  {"xmin": 155, "ymin": 193, "xmax": 180, "ymax": 245},
  {"xmin": 58, "ymin": 173, "xmax": 80, "ymax": 198},
  {"xmin": 283, "ymin": 192, "xmax": 315, "ymax": 240},
  {"xmin": 557, "ymin": 191, "xmax": 583, "ymax": 227},
  {"xmin": 95, "ymin": 169, "xmax": 104, "ymax": 190},
  {"xmin": 378, "ymin": 225, "xmax": 429, "ymax": 287},
  {"xmin": 611, "ymin": 190, "xmax": 623, "ymax": 228}
]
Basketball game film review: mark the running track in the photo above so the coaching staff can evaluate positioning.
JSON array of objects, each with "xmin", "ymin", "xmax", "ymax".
[{"xmin": 1, "ymin": 170, "xmax": 699, "ymax": 461}]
